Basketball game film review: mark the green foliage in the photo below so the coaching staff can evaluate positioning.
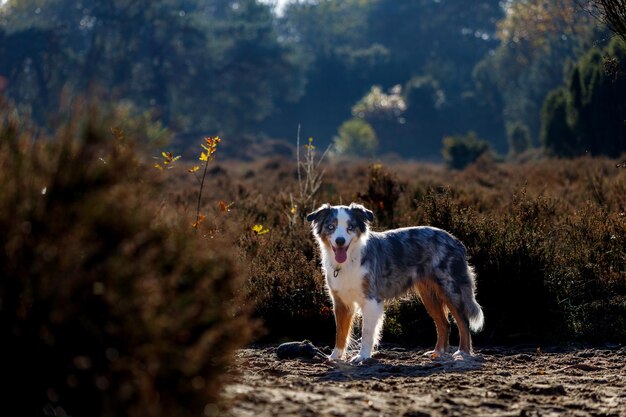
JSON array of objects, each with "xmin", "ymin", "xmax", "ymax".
[
  {"xmin": 0, "ymin": 100, "xmax": 250, "ymax": 417},
  {"xmin": 0, "ymin": 0, "xmax": 622, "ymax": 160},
  {"xmin": 442, "ymin": 132, "xmax": 491, "ymax": 170},
  {"xmin": 474, "ymin": 0, "xmax": 602, "ymax": 150},
  {"xmin": 541, "ymin": 37, "xmax": 626, "ymax": 157},
  {"xmin": 541, "ymin": 88, "xmax": 577, "ymax": 156},
  {"xmin": 333, "ymin": 117, "xmax": 378, "ymax": 157},
  {"xmin": 0, "ymin": 0, "xmax": 306, "ymax": 136},
  {"xmin": 266, "ymin": 0, "xmax": 505, "ymax": 158},
  {"xmin": 507, "ymin": 122, "xmax": 533, "ymax": 156}
]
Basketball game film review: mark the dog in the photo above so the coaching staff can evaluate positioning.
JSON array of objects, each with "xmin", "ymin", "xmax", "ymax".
[{"xmin": 307, "ymin": 202, "xmax": 484, "ymax": 363}]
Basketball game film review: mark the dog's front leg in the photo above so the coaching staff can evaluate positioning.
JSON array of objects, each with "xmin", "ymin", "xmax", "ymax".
[
  {"xmin": 351, "ymin": 298, "xmax": 384, "ymax": 363},
  {"xmin": 329, "ymin": 292, "xmax": 354, "ymax": 360}
]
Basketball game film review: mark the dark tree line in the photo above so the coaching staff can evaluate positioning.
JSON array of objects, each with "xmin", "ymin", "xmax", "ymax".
[
  {"xmin": 0, "ymin": 0, "xmax": 305, "ymax": 134},
  {"xmin": 1, "ymin": 0, "xmax": 625, "ymax": 159},
  {"xmin": 541, "ymin": 37, "xmax": 626, "ymax": 157}
]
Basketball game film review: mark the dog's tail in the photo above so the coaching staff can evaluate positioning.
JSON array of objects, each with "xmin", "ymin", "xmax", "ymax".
[{"xmin": 463, "ymin": 266, "xmax": 484, "ymax": 333}]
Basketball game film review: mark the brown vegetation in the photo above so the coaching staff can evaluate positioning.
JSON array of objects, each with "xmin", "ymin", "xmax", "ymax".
[
  {"xmin": 1, "ymin": 99, "xmax": 624, "ymax": 416},
  {"xmin": 181, "ymin": 152, "xmax": 625, "ymax": 345},
  {"xmin": 0, "ymin": 100, "xmax": 251, "ymax": 417}
]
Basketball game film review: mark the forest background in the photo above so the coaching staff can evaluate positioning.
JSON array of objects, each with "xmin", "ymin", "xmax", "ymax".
[{"xmin": 2, "ymin": 0, "xmax": 625, "ymax": 160}]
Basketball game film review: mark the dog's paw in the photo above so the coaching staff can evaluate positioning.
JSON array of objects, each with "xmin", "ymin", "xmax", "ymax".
[
  {"xmin": 423, "ymin": 349, "xmax": 450, "ymax": 360},
  {"xmin": 349, "ymin": 353, "xmax": 370, "ymax": 364},
  {"xmin": 329, "ymin": 348, "xmax": 344, "ymax": 361},
  {"xmin": 452, "ymin": 350, "xmax": 472, "ymax": 360}
]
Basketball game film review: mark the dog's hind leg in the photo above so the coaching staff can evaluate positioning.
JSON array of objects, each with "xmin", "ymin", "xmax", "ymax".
[
  {"xmin": 446, "ymin": 302, "xmax": 472, "ymax": 354},
  {"xmin": 434, "ymin": 257, "xmax": 483, "ymax": 355},
  {"xmin": 415, "ymin": 280, "xmax": 450, "ymax": 355},
  {"xmin": 330, "ymin": 292, "xmax": 355, "ymax": 360}
]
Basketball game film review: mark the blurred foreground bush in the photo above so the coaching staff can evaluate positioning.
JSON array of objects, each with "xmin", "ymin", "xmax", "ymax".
[{"xmin": 0, "ymin": 99, "xmax": 250, "ymax": 417}]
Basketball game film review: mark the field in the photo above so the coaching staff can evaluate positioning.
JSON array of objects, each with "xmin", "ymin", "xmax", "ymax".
[
  {"xmin": 1, "ymin": 107, "xmax": 625, "ymax": 416},
  {"xmin": 225, "ymin": 344, "xmax": 626, "ymax": 417},
  {"xmin": 193, "ymin": 150, "xmax": 626, "ymax": 345}
]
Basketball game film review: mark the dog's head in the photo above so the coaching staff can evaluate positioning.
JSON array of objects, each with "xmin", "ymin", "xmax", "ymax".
[{"xmin": 306, "ymin": 203, "xmax": 374, "ymax": 264}]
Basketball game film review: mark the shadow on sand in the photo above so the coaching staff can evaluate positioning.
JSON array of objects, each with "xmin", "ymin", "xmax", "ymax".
[{"xmin": 320, "ymin": 349, "xmax": 485, "ymax": 382}]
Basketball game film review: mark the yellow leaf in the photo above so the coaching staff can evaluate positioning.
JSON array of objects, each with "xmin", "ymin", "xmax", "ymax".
[
  {"xmin": 188, "ymin": 166, "xmax": 200, "ymax": 173},
  {"xmin": 252, "ymin": 224, "xmax": 269, "ymax": 235},
  {"xmin": 199, "ymin": 152, "xmax": 209, "ymax": 161},
  {"xmin": 154, "ymin": 164, "xmax": 163, "ymax": 170}
]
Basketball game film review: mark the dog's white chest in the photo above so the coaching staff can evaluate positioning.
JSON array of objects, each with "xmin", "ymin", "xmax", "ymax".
[{"xmin": 326, "ymin": 261, "xmax": 367, "ymax": 306}]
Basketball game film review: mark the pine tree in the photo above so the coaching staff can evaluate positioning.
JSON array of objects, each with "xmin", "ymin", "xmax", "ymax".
[{"xmin": 541, "ymin": 88, "xmax": 576, "ymax": 156}]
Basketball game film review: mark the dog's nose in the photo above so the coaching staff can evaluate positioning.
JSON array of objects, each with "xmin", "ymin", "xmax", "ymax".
[{"xmin": 335, "ymin": 237, "xmax": 346, "ymax": 246}]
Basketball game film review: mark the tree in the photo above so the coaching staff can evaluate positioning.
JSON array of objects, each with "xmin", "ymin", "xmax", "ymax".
[
  {"xmin": 265, "ymin": 0, "xmax": 385, "ymax": 144},
  {"xmin": 270, "ymin": 0, "xmax": 505, "ymax": 158},
  {"xmin": 333, "ymin": 118, "xmax": 378, "ymax": 157},
  {"xmin": 507, "ymin": 122, "xmax": 533, "ymax": 156},
  {"xmin": 541, "ymin": 88, "xmax": 577, "ymax": 156},
  {"xmin": 475, "ymin": 0, "xmax": 602, "ymax": 144},
  {"xmin": 0, "ymin": 0, "xmax": 306, "ymax": 137},
  {"xmin": 442, "ymin": 132, "xmax": 491, "ymax": 170},
  {"xmin": 541, "ymin": 37, "xmax": 626, "ymax": 157},
  {"xmin": 366, "ymin": 0, "xmax": 506, "ymax": 155},
  {"xmin": 593, "ymin": 0, "xmax": 626, "ymax": 42}
]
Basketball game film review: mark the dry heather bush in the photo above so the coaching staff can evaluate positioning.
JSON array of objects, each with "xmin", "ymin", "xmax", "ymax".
[
  {"xmin": 357, "ymin": 163, "xmax": 406, "ymax": 228},
  {"xmin": 0, "ymin": 100, "xmax": 250, "ymax": 417},
  {"xmin": 156, "ymin": 130, "xmax": 624, "ymax": 345},
  {"xmin": 206, "ymin": 157, "xmax": 625, "ymax": 344}
]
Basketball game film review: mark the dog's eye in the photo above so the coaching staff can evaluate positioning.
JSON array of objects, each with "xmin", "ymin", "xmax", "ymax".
[
  {"xmin": 327, "ymin": 225, "xmax": 335, "ymax": 231},
  {"xmin": 347, "ymin": 225, "xmax": 354, "ymax": 232}
]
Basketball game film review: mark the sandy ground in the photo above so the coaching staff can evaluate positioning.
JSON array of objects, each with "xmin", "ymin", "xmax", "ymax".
[{"xmin": 223, "ymin": 344, "xmax": 625, "ymax": 417}]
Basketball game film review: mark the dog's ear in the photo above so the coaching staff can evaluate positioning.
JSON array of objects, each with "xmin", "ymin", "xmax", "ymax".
[
  {"xmin": 349, "ymin": 202, "xmax": 374, "ymax": 223},
  {"xmin": 306, "ymin": 203, "xmax": 332, "ymax": 223}
]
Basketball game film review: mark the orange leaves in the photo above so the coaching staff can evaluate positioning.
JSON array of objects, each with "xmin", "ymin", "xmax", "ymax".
[
  {"xmin": 192, "ymin": 214, "xmax": 206, "ymax": 229},
  {"xmin": 199, "ymin": 136, "xmax": 221, "ymax": 162},
  {"xmin": 153, "ymin": 136, "xmax": 223, "ymax": 231},
  {"xmin": 154, "ymin": 150, "xmax": 181, "ymax": 170},
  {"xmin": 193, "ymin": 136, "xmax": 221, "ymax": 231},
  {"xmin": 218, "ymin": 200, "xmax": 233, "ymax": 213}
]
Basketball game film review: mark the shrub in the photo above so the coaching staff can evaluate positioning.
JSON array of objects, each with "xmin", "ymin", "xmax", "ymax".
[
  {"xmin": 541, "ymin": 37, "xmax": 626, "ymax": 157},
  {"xmin": 541, "ymin": 88, "xmax": 576, "ymax": 156},
  {"xmin": 236, "ymin": 193, "xmax": 334, "ymax": 342},
  {"xmin": 507, "ymin": 122, "xmax": 532, "ymax": 156},
  {"xmin": 0, "ymin": 100, "xmax": 250, "ymax": 417},
  {"xmin": 333, "ymin": 117, "xmax": 378, "ymax": 157},
  {"xmin": 156, "ymin": 130, "xmax": 625, "ymax": 346},
  {"xmin": 357, "ymin": 163, "xmax": 405, "ymax": 228},
  {"xmin": 442, "ymin": 131, "xmax": 491, "ymax": 169}
]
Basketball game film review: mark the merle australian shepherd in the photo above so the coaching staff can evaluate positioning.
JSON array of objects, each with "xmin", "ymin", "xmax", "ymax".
[{"xmin": 307, "ymin": 203, "xmax": 484, "ymax": 363}]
